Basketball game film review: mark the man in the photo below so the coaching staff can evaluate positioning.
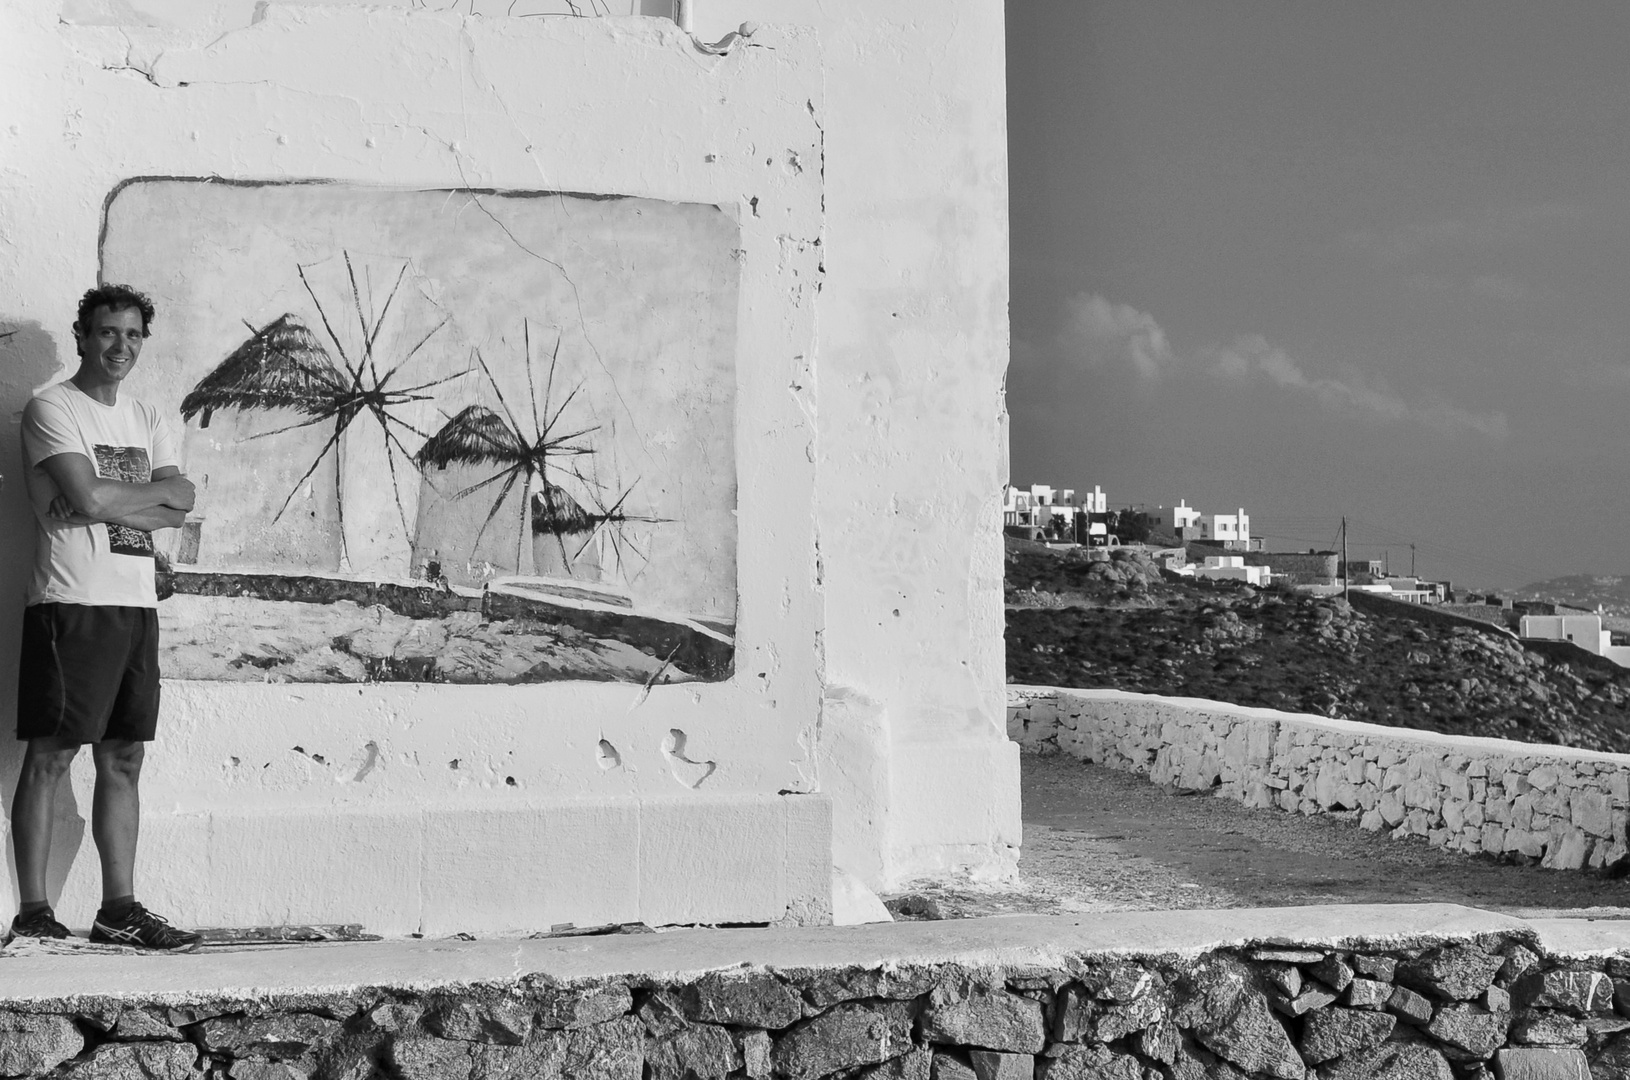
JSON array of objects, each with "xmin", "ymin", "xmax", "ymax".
[{"xmin": 8, "ymin": 284, "xmax": 200, "ymax": 950}]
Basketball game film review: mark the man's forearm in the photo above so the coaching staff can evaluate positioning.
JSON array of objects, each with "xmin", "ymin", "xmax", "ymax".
[
  {"xmin": 55, "ymin": 505, "xmax": 186, "ymax": 531},
  {"xmin": 68, "ymin": 476, "xmax": 189, "ymax": 518}
]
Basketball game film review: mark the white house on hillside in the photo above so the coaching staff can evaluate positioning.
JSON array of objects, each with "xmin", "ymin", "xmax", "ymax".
[{"xmin": 1521, "ymin": 614, "xmax": 1630, "ymax": 668}]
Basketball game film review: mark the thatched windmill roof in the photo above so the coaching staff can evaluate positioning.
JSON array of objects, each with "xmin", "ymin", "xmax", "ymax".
[
  {"xmin": 415, "ymin": 405, "xmax": 528, "ymax": 468},
  {"xmin": 181, "ymin": 314, "xmax": 348, "ymax": 428},
  {"xmin": 530, "ymin": 481, "xmax": 597, "ymax": 537}
]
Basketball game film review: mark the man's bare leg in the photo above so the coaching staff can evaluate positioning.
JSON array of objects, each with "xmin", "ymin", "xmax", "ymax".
[
  {"xmin": 10, "ymin": 737, "xmax": 81, "ymax": 905},
  {"xmin": 90, "ymin": 739, "xmax": 143, "ymax": 902}
]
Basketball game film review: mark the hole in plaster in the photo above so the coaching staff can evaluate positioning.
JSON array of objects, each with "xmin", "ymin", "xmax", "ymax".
[
  {"xmin": 448, "ymin": 759, "xmax": 460, "ymax": 770},
  {"xmin": 229, "ymin": 756, "xmax": 240, "ymax": 767},
  {"xmin": 661, "ymin": 728, "xmax": 716, "ymax": 790},
  {"xmin": 597, "ymin": 740, "xmax": 622, "ymax": 770},
  {"xmin": 750, "ymin": 196, "xmax": 759, "ymax": 217},
  {"xmin": 352, "ymin": 741, "xmax": 380, "ymax": 783},
  {"xmin": 893, "ymin": 609, "xmax": 901, "ymax": 617},
  {"xmin": 505, "ymin": 776, "xmax": 517, "ymax": 787}
]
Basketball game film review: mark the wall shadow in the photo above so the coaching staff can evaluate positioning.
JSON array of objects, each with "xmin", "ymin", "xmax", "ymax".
[{"xmin": 0, "ymin": 319, "xmax": 85, "ymax": 912}]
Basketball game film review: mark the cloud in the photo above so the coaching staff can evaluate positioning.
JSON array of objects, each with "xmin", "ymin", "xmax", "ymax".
[
  {"xmin": 1342, "ymin": 203, "xmax": 1582, "ymax": 263},
  {"xmin": 1047, "ymin": 294, "xmax": 1507, "ymax": 439},
  {"xmin": 1057, "ymin": 293, "xmax": 1173, "ymax": 379},
  {"xmin": 1205, "ymin": 334, "xmax": 1509, "ymax": 440}
]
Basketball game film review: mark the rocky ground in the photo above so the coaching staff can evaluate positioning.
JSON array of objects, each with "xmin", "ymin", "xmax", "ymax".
[{"xmin": 1005, "ymin": 541, "xmax": 1630, "ymax": 755}]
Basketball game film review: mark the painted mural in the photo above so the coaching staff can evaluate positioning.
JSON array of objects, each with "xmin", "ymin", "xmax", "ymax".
[{"xmin": 101, "ymin": 180, "xmax": 739, "ymax": 684}]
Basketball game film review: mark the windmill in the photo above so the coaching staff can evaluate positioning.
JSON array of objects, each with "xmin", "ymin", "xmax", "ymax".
[
  {"xmin": 181, "ymin": 252, "xmax": 463, "ymax": 571},
  {"xmin": 414, "ymin": 321, "xmax": 659, "ymax": 583}
]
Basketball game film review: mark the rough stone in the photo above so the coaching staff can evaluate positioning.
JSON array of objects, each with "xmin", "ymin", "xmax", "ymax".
[
  {"xmin": 1590, "ymin": 1033, "xmax": 1630, "ymax": 1078},
  {"xmin": 1387, "ymin": 985, "xmax": 1434, "ymax": 1025},
  {"xmin": 1172, "ymin": 957, "xmax": 1251, "ymax": 1030},
  {"xmin": 925, "ymin": 985, "xmax": 1046, "ymax": 1053},
  {"xmin": 635, "ymin": 990, "xmax": 687, "ymax": 1040},
  {"xmin": 1052, "ymin": 983, "xmax": 1164, "ymax": 1043},
  {"xmin": 677, "ymin": 972, "xmax": 803, "ymax": 1030},
  {"xmin": 1036, "ymin": 1044, "xmax": 1145, "ymax": 1080},
  {"xmin": 1318, "ymin": 1039, "xmax": 1454, "ymax": 1080},
  {"xmin": 366, "ymin": 1001, "xmax": 425, "ymax": 1034},
  {"xmin": 1511, "ymin": 970, "xmax": 1614, "ymax": 1016},
  {"xmin": 967, "ymin": 1050, "xmax": 1033, "ymax": 1080},
  {"xmin": 799, "ymin": 967, "xmax": 940, "ymax": 1010},
  {"xmin": 1309, "ymin": 956, "xmax": 1354, "ymax": 993},
  {"xmin": 858, "ymin": 1045, "xmax": 931, "ymax": 1080},
  {"xmin": 1491, "ymin": 1047, "xmax": 1591, "ymax": 1079},
  {"xmin": 1511, "ymin": 1009, "xmax": 1587, "ymax": 1047},
  {"xmin": 1251, "ymin": 949, "xmax": 1325, "ymax": 964},
  {"xmin": 389, "ymin": 1036, "xmax": 476, "ymax": 1080},
  {"xmin": 200, "ymin": 1013, "xmax": 345, "ymax": 1059},
  {"xmin": 1168, "ymin": 1040, "xmax": 1250, "ymax": 1080},
  {"xmin": 62, "ymin": 1042, "xmax": 203, "ymax": 1080},
  {"xmin": 1077, "ymin": 959, "xmax": 1155, "ymax": 1002},
  {"xmin": 1298, "ymin": 1006, "xmax": 1394, "ymax": 1064},
  {"xmin": 738, "ymin": 1030, "xmax": 773, "ymax": 1080},
  {"xmin": 1264, "ymin": 964, "xmax": 1303, "ymax": 998},
  {"xmin": 1487, "ymin": 986, "xmax": 1513, "ymax": 1014},
  {"xmin": 1345, "ymin": 978, "xmax": 1391, "ymax": 1009},
  {"xmin": 1276, "ymin": 982, "xmax": 1339, "ymax": 1017},
  {"xmin": 1396, "ymin": 944, "xmax": 1505, "ymax": 1001},
  {"xmin": 1426, "ymin": 1003, "xmax": 1508, "ymax": 1059},
  {"xmin": 552, "ymin": 1019, "xmax": 644, "ymax": 1080},
  {"xmin": 1136, "ymin": 1018, "xmax": 1181, "ymax": 1065},
  {"xmin": 230, "ymin": 1064, "xmax": 312, "ymax": 1080},
  {"xmin": 772, "ymin": 1002, "xmax": 914, "ymax": 1080},
  {"xmin": 1500, "ymin": 945, "xmax": 1542, "ymax": 986},
  {"xmin": 645, "ymin": 1022, "xmax": 740, "ymax": 1078},
  {"xmin": 113, "ymin": 1008, "xmax": 185, "ymax": 1041},
  {"xmin": 535, "ymin": 982, "xmax": 633, "ymax": 1030},
  {"xmin": 1194, "ymin": 990, "xmax": 1305, "ymax": 1080},
  {"xmin": 930, "ymin": 1053, "xmax": 977, "ymax": 1080},
  {"xmin": 0, "ymin": 1012, "xmax": 84, "ymax": 1076}
]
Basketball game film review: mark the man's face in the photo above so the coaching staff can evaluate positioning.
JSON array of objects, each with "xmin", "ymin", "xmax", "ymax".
[{"xmin": 75, "ymin": 305, "xmax": 146, "ymax": 385}]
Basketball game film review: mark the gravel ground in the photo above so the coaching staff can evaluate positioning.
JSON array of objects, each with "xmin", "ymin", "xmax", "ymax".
[{"xmin": 887, "ymin": 751, "xmax": 1630, "ymax": 920}]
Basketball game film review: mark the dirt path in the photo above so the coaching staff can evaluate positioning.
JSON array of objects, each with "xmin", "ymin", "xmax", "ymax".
[{"xmin": 891, "ymin": 753, "xmax": 1630, "ymax": 919}]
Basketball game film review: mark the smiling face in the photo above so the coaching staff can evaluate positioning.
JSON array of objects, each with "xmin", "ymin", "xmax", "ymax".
[{"xmin": 73, "ymin": 304, "xmax": 146, "ymax": 402}]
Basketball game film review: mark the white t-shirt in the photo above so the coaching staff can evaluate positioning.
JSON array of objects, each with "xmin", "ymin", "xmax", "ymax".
[{"xmin": 23, "ymin": 380, "xmax": 180, "ymax": 608}]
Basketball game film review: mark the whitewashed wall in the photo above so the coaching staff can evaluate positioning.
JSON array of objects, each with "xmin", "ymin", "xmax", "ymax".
[{"xmin": 0, "ymin": 6, "xmax": 831, "ymax": 934}]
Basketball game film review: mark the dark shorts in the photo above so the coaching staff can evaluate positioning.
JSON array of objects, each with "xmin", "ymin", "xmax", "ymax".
[{"xmin": 16, "ymin": 603, "xmax": 160, "ymax": 744}]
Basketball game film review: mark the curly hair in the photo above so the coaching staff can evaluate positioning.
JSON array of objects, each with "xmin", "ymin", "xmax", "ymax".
[{"xmin": 76, "ymin": 284, "xmax": 156, "ymax": 338}]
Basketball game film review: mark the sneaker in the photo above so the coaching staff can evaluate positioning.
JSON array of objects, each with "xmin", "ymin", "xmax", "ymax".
[
  {"xmin": 89, "ymin": 903, "xmax": 201, "ymax": 951},
  {"xmin": 5, "ymin": 907, "xmax": 72, "ymax": 945}
]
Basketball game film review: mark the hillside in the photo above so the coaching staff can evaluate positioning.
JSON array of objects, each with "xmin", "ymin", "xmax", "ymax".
[
  {"xmin": 1517, "ymin": 573, "xmax": 1630, "ymax": 633},
  {"xmin": 1006, "ymin": 541, "xmax": 1630, "ymax": 754}
]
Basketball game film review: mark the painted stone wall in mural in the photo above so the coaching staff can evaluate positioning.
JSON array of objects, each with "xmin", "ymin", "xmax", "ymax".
[{"xmin": 102, "ymin": 180, "xmax": 739, "ymax": 684}]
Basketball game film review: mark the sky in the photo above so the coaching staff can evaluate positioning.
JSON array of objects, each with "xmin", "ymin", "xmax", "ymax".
[{"xmin": 1005, "ymin": 2, "xmax": 1630, "ymax": 589}]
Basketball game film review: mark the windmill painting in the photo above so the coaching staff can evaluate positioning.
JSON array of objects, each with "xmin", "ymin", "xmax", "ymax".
[{"xmin": 101, "ymin": 179, "xmax": 741, "ymax": 685}]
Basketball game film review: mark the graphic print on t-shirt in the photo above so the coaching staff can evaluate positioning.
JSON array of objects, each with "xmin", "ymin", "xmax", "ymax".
[{"xmin": 93, "ymin": 444, "xmax": 154, "ymax": 558}]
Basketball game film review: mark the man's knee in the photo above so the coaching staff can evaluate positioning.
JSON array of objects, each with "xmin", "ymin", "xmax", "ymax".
[
  {"xmin": 92, "ymin": 740, "xmax": 145, "ymax": 784},
  {"xmin": 19, "ymin": 740, "xmax": 79, "ymax": 787}
]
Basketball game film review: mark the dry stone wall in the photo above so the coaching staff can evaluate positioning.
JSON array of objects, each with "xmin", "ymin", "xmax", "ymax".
[
  {"xmin": 1009, "ymin": 687, "xmax": 1630, "ymax": 873},
  {"xmin": 3, "ymin": 931, "xmax": 1630, "ymax": 1078}
]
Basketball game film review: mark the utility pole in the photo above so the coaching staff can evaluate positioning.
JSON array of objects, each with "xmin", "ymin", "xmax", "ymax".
[
  {"xmin": 1410, "ymin": 543, "xmax": 1417, "ymax": 578},
  {"xmin": 1342, "ymin": 517, "xmax": 1349, "ymax": 601}
]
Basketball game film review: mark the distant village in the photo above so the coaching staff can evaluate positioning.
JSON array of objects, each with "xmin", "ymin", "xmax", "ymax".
[{"xmin": 1005, "ymin": 482, "xmax": 1630, "ymax": 669}]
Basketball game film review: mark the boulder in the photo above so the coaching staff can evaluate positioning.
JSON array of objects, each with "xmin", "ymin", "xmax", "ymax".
[
  {"xmin": 1194, "ymin": 990, "xmax": 1305, "ymax": 1080},
  {"xmin": 61, "ymin": 1042, "xmax": 202, "ymax": 1080},
  {"xmin": 1395, "ymin": 944, "xmax": 1504, "ymax": 1001},
  {"xmin": 1036, "ymin": 1044, "xmax": 1145, "ymax": 1080},
  {"xmin": 534, "ymin": 982, "xmax": 633, "ymax": 1030},
  {"xmin": 924, "ymin": 985, "xmax": 1046, "ymax": 1053},
  {"xmin": 1511, "ymin": 970, "xmax": 1614, "ymax": 1016},
  {"xmin": 644, "ymin": 1022, "xmax": 740, "ymax": 1078},
  {"xmin": 200, "ymin": 1013, "xmax": 345, "ymax": 1059},
  {"xmin": 1511, "ymin": 1009, "xmax": 1587, "ymax": 1048},
  {"xmin": 772, "ymin": 1002, "xmax": 914, "ymax": 1080},
  {"xmin": 1491, "ymin": 1047, "xmax": 1591, "ymax": 1080},
  {"xmin": 0, "ymin": 1012, "xmax": 83, "ymax": 1076},
  {"xmin": 1298, "ymin": 1006, "xmax": 1394, "ymax": 1064},
  {"xmin": 678, "ymin": 972, "xmax": 802, "ymax": 1030},
  {"xmin": 967, "ymin": 1050, "xmax": 1033, "ymax": 1080},
  {"xmin": 1426, "ymin": 1003, "xmax": 1508, "ymax": 1059}
]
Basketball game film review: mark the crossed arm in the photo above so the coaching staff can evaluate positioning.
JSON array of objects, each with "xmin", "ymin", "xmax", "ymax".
[{"xmin": 40, "ymin": 454, "xmax": 195, "ymax": 532}]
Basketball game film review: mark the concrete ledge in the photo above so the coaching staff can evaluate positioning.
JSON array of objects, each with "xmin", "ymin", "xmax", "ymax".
[
  {"xmin": 41, "ymin": 794, "xmax": 833, "ymax": 938},
  {"xmin": 1010, "ymin": 685, "xmax": 1630, "ymax": 872},
  {"xmin": 2, "ymin": 905, "xmax": 1628, "ymax": 1079}
]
